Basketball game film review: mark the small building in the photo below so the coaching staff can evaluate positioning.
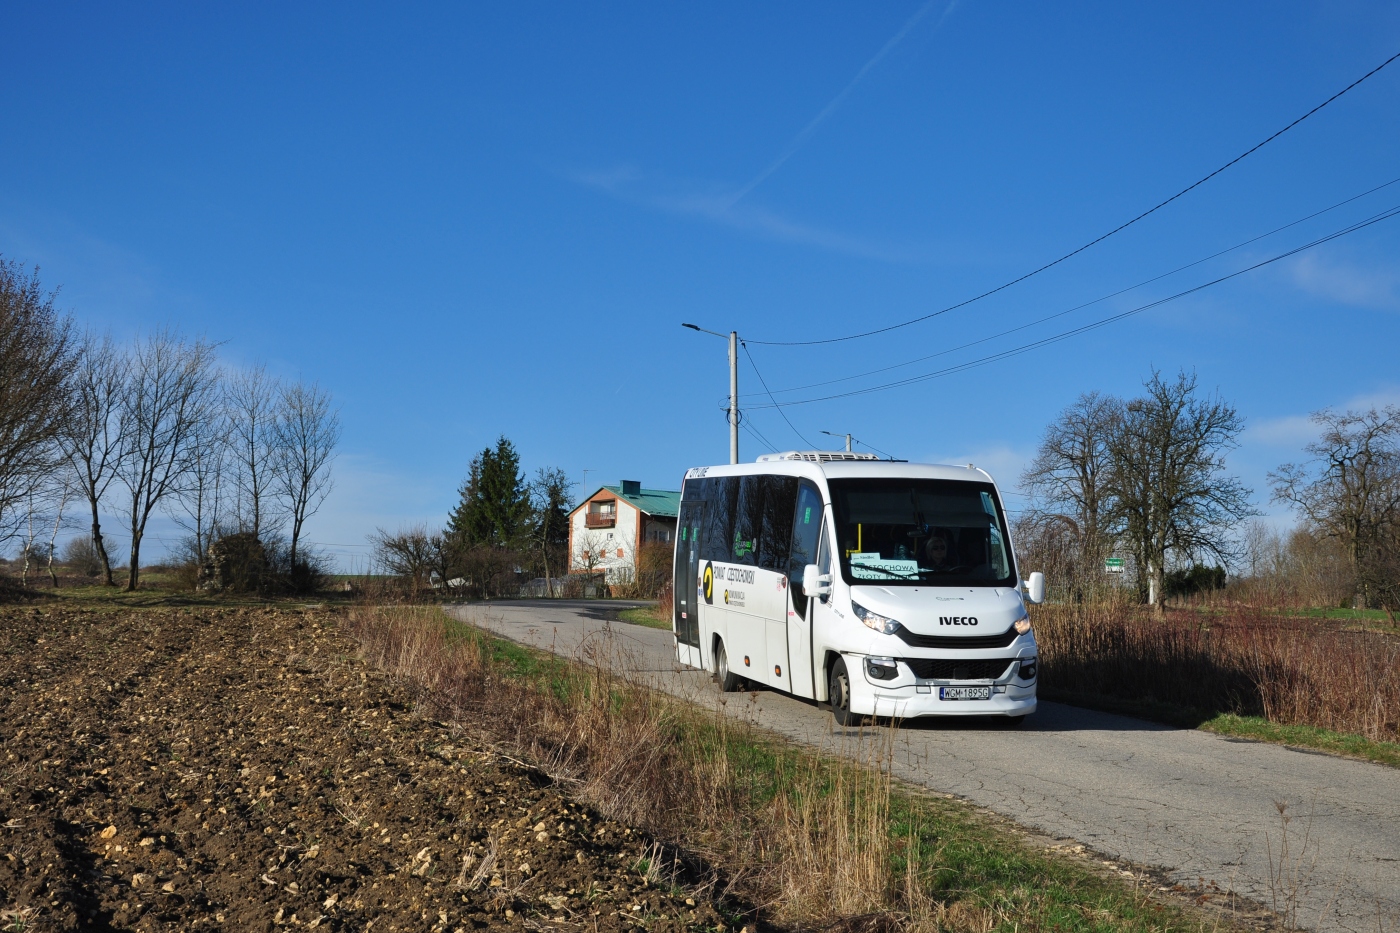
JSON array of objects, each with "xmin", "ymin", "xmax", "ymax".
[{"xmin": 567, "ymin": 479, "xmax": 679, "ymax": 585}]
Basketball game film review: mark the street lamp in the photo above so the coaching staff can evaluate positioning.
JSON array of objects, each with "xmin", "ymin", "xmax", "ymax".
[
  {"xmin": 682, "ymin": 323, "xmax": 739, "ymax": 465},
  {"xmin": 820, "ymin": 430, "xmax": 852, "ymax": 452}
]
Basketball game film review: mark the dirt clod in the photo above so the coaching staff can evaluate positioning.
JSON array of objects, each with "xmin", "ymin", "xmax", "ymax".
[{"xmin": 0, "ymin": 605, "xmax": 730, "ymax": 931}]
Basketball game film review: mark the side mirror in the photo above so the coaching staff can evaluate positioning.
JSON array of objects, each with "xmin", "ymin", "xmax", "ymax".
[
  {"xmin": 1024, "ymin": 572, "xmax": 1046, "ymax": 605},
  {"xmin": 802, "ymin": 564, "xmax": 832, "ymax": 599}
]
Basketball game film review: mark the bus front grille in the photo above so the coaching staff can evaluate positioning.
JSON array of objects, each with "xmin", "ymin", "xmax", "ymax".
[
  {"xmin": 901, "ymin": 658, "xmax": 1016, "ymax": 681},
  {"xmin": 895, "ymin": 627, "xmax": 1020, "ymax": 649}
]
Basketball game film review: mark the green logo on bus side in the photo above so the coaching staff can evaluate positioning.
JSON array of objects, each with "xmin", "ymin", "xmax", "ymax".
[{"xmin": 732, "ymin": 532, "xmax": 755, "ymax": 559}]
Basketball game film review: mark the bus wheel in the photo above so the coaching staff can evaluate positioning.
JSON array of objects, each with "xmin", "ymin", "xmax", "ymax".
[
  {"xmin": 829, "ymin": 658, "xmax": 860, "ymax": 726},
  {"xmin": 714, "ymin": 641, "xmax": 742, "ymax": 693}
]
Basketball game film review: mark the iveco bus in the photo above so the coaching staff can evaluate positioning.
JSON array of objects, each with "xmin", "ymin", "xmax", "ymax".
[{"xmin": 671, "ymin": 452, "xmax": 1046, "ymax": 724}]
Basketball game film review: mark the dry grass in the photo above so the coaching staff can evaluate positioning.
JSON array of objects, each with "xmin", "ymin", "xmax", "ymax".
[
  {"xmin": 345, "ymin": 604, "xmax": 922, "ymax": 928},
  {"xmin": 345, "ymin": 604, "xmax": 1246, "ymax": 933},
  {"xmin": 1034, "ymin": 601, "xmax": 1400, "ymax": 742}
]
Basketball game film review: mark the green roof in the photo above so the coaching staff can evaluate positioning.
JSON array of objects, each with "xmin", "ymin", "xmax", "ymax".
[{"xmin": 602, "ymin": 484, "xmax": 680, "ymax": 518}]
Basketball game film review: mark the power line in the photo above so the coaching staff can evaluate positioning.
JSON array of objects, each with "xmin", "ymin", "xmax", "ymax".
[
  {"xmin": 740, "ymin": 340, "xmax": 816, "ymax": 448},
  {"xmin": 746, "ymin": 48, "xmax": 1400, "ymax": 347},
  {"xmin": 746, "ymin": 202, "xmax": 1400, "ymax": 408},
  {"xmin": 742, "ymin": 174, "xmax": 1400, "ymax": 400},
  {"xmin": 856, "ymin": 437, "xmax": 897, "ymax": 460},
  {"xmin": 740, "ymin": 418, "xmax": 780, "ymax": 454}
]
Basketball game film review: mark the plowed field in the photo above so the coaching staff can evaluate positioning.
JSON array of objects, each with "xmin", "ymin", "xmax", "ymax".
[{"xmin": 0, "ymin": 605, "xmax": 727, "ymax": 932}]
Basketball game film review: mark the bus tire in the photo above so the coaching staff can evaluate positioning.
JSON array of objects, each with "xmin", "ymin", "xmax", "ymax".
[
  {"xmin": 714, "ymin": 641, "xmax": 742, "ymax": 693},
  {"xmin": 828, "ymin": 657, "xmax": 860, "ymax": 726}
]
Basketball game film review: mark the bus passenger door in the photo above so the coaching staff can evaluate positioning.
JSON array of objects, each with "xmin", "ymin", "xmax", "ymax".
[
  {"xmin": 674, "ymin": 501, "xmax": 704, "ymax": 668},
  {"xmin": 766, "ymin": 575, "xmax": 792, "ymax": 693},
  {"xmin": 785, "ymin": 482, "xmax": 824, "ymax": 700}
]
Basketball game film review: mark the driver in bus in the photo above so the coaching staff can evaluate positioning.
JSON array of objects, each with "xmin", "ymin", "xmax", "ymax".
[{"xmin": 922, "ymin": 529, "xmax": 955, "ymax": 572}]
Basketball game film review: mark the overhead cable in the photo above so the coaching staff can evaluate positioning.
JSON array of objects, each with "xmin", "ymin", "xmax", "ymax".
[
  {"xmin": 742, "ymin": 174, "xmax": 1400, "ymax": 400},
  {"xmin": 745, "ymin": 202, "xmax": 1400, "ymax": 408},
  {"xmin": 740, "ymin": 340, "xmax": 817, "ymax": 448},
  {"xmin": 746, "ymin": 48, "xmax": 1400, "ymax": 347}
]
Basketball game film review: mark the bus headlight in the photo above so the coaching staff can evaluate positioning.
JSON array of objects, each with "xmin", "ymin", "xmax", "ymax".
[
  {"xmin": 852, "ymin": 602, "xmax": 902, "ymax": 636},
  {"xmin": 1013, "ymin": 615, "xmax": 1032, "ymax": 636}
]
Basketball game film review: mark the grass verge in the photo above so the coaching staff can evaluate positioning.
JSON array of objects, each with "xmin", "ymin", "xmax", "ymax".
[
  {"xmin": 348, "ymin": 604, "xmax": 1261, "ymax": 933},
  {"xmin": 617, "ymin": 605, "xmax": 671, "ymax": 629},
  {"xmin": 1199, "ymin": 713, "xmax": 1400, "ymax": 769},
  {"xmin": 1039, "ymin": 688, "xmax": 1400, "ymax": 770}
]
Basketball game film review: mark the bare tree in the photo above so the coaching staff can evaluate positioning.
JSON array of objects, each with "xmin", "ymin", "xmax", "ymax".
[
  {"xmin": 169, "ymin": 405, "xmax": 230, "ymax": 562},
  {"xmin": 117, "ymin": 332, "xmax": 220, "ymax": 591},
  {"xmin": 44, "ymin": 478, "xmax": 72, "ymax": 587},
  {"xmin": 18, "ymin": 491, "xmax": 42, "ymax": 587},
  {"xmin": 1104, "ymin": 370, "xmax": 1255, "ymax": 606},
  {"xmin": 61, "ymin": 535, "xmax": 103, "ymax": 579},
  {"xmin": 1271, "ymin": 407, "xmax": 1400, "ymax": 608},
  {"xmin": 370, "ymin": 525, "xmax": 438, "ymax": 594},
  {"xmin": 572, "ymin": 528, "xmax": 614, "ymax": 580},
  {"xmin": 529, "ymin": 466, "xmax": 573, "ymax": 597},
  {"xmin": 0, "ymin": 258, "xmax": 75, "ymax": 546},
  {"xmin": 225, "ymin": 365, "xmax": 281, "ymax": 538},
  {"xmin": 60, "ymin": 331, "xmax": 129, "ymax": 585},
  {"xmin": 273, "ymin": 380, "xmax": 340, "ymax": 566},
  {"xmin": 1021, "ymin": 390, "xmax": 1120, "ymax": 586}
]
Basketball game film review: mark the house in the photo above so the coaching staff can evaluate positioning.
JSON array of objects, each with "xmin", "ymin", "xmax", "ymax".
[{"xmin": 567, "ymin": 479, "xmax": 679, "ymax": 584}]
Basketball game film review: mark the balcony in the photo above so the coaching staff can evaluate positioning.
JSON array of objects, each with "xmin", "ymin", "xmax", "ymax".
[{"xmin": 585, "ymin": 511, "xmax": 616, "ymax": 528}]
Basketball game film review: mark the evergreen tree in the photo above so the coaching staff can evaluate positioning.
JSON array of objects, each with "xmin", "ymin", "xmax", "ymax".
[
  {"xmin": 445, "ymin": 454, "xmax": 484, "ymax": 547},
  {"xmin": 446, "ymin": 436, "xmax": 531, "ymax": 549}
]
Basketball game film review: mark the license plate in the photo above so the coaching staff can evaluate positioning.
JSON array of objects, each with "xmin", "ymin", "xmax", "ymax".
[{"xmin": 939, "ymin": 686, "xmax": 991, "ymax": 701}]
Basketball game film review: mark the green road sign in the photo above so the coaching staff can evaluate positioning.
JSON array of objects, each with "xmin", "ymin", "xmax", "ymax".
[{"xmin": 1104, "ymin": 558, "xmax": 1125, "ymax": 573}]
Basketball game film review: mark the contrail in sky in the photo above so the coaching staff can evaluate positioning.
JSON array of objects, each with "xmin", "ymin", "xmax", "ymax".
[{"xmin": 727, "ymin": 0, "xmax": 957, "ymax": 207}]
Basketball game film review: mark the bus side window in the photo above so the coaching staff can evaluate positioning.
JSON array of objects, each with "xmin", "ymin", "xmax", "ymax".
[
  {"xmin": 759, "ymin": 476, "xmax": 797, "ymax": 572},
  {"xmin": 788, "ymin": 481, "xmax": 824, "ymax": 616},
  {"xmin": 732, "ymin": 476, "xmax": 763, "ymax": 565},
  {"xmin": 701, "ymin": 476, "xmax": 738, "ymax": 563}
]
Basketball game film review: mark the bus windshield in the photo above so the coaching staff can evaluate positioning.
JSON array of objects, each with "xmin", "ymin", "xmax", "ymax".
[{"xmin": 827, "ymin": 478, "xmax": 1016, "ymax": 587}]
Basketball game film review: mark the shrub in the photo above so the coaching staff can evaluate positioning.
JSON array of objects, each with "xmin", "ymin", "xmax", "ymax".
[
  {"xmin": 1034, "ymin": 601, "xmax": 1400, "ymax": 741},
  {"xmin": 1163, "ymin": 564, "xmax": 1226, "ymax": 600},
  {"xmin": 60, "ymin": 537, "xmax": 102, "ymax": 578}
]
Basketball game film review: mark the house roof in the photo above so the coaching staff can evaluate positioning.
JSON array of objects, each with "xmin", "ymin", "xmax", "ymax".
[{"xmin": 575, "ymin": 484, "xmax": 681, "ymax": 519}]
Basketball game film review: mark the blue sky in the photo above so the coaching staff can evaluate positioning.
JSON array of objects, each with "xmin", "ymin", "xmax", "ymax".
[{"xmin": 4, "ymin": 3, "xmax": 1399, "ymax": 568}]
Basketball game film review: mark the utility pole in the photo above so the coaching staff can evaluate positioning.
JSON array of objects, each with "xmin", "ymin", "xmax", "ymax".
[
  {"xmin": 682, "ymin": 324, "xmax": 739, "ymax": 464},
  {"xmin": 820, "ymin": 430, "xmax": 852, "ymax": 452},
  {"xmin": 727, "ymin": 331, "xmax": 738, "ymax": 464}
]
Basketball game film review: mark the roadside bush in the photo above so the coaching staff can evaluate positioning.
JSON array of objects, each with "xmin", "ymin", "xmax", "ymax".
[
  {"xmin": 1163, "ymin": 564, "xmax": 1226, "ymax": 600},
  {"xmin": 60, "ymin": 536, "xmax": 102, "ymax": 578},
  {"xmin": 1034, "ymin": 601, "xmax": 1400, "ymax": 741},
  {"xmin": 264, "ymin": 539, "xmax": 329, "ymax": 595},
  {"xmin": 1229, "ymin": 525, "xmax": 1354, "ymax": 610}
]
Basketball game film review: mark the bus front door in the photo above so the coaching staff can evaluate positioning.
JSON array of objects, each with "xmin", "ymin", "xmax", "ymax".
[{"xmin": 674, "ymin": 501, "xmax": 704, "ymax": 668}]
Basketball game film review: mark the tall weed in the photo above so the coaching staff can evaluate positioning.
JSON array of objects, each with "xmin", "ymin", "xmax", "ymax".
[
  {"xmin": 345, "ymin": 605, "xmax": 927, "ymax": 928},
  {"xmin": 1034, "ymin": 602, "xmax": 1400, "ymax": 741}
]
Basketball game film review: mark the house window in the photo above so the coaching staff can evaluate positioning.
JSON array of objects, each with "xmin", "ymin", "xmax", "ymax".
[{"xmin": 616, "ymin": 548, "xmax": 624, "ymax": 558}]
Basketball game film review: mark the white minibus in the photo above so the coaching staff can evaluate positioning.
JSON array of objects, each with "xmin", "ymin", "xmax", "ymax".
[{"xmin": 671, "ymin": 452, "xmax": 1046, "ymax": 724}]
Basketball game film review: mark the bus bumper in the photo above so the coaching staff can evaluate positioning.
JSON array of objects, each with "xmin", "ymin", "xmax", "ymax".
[{"xmin": 850, "ymin": 653, "xmax": 1037, "ymax": 719}]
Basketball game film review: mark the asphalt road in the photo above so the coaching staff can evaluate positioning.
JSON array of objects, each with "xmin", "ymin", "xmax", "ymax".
[{"xmin": 447, "ymin": 600, "xmax": 1400, "ymax": 933}]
